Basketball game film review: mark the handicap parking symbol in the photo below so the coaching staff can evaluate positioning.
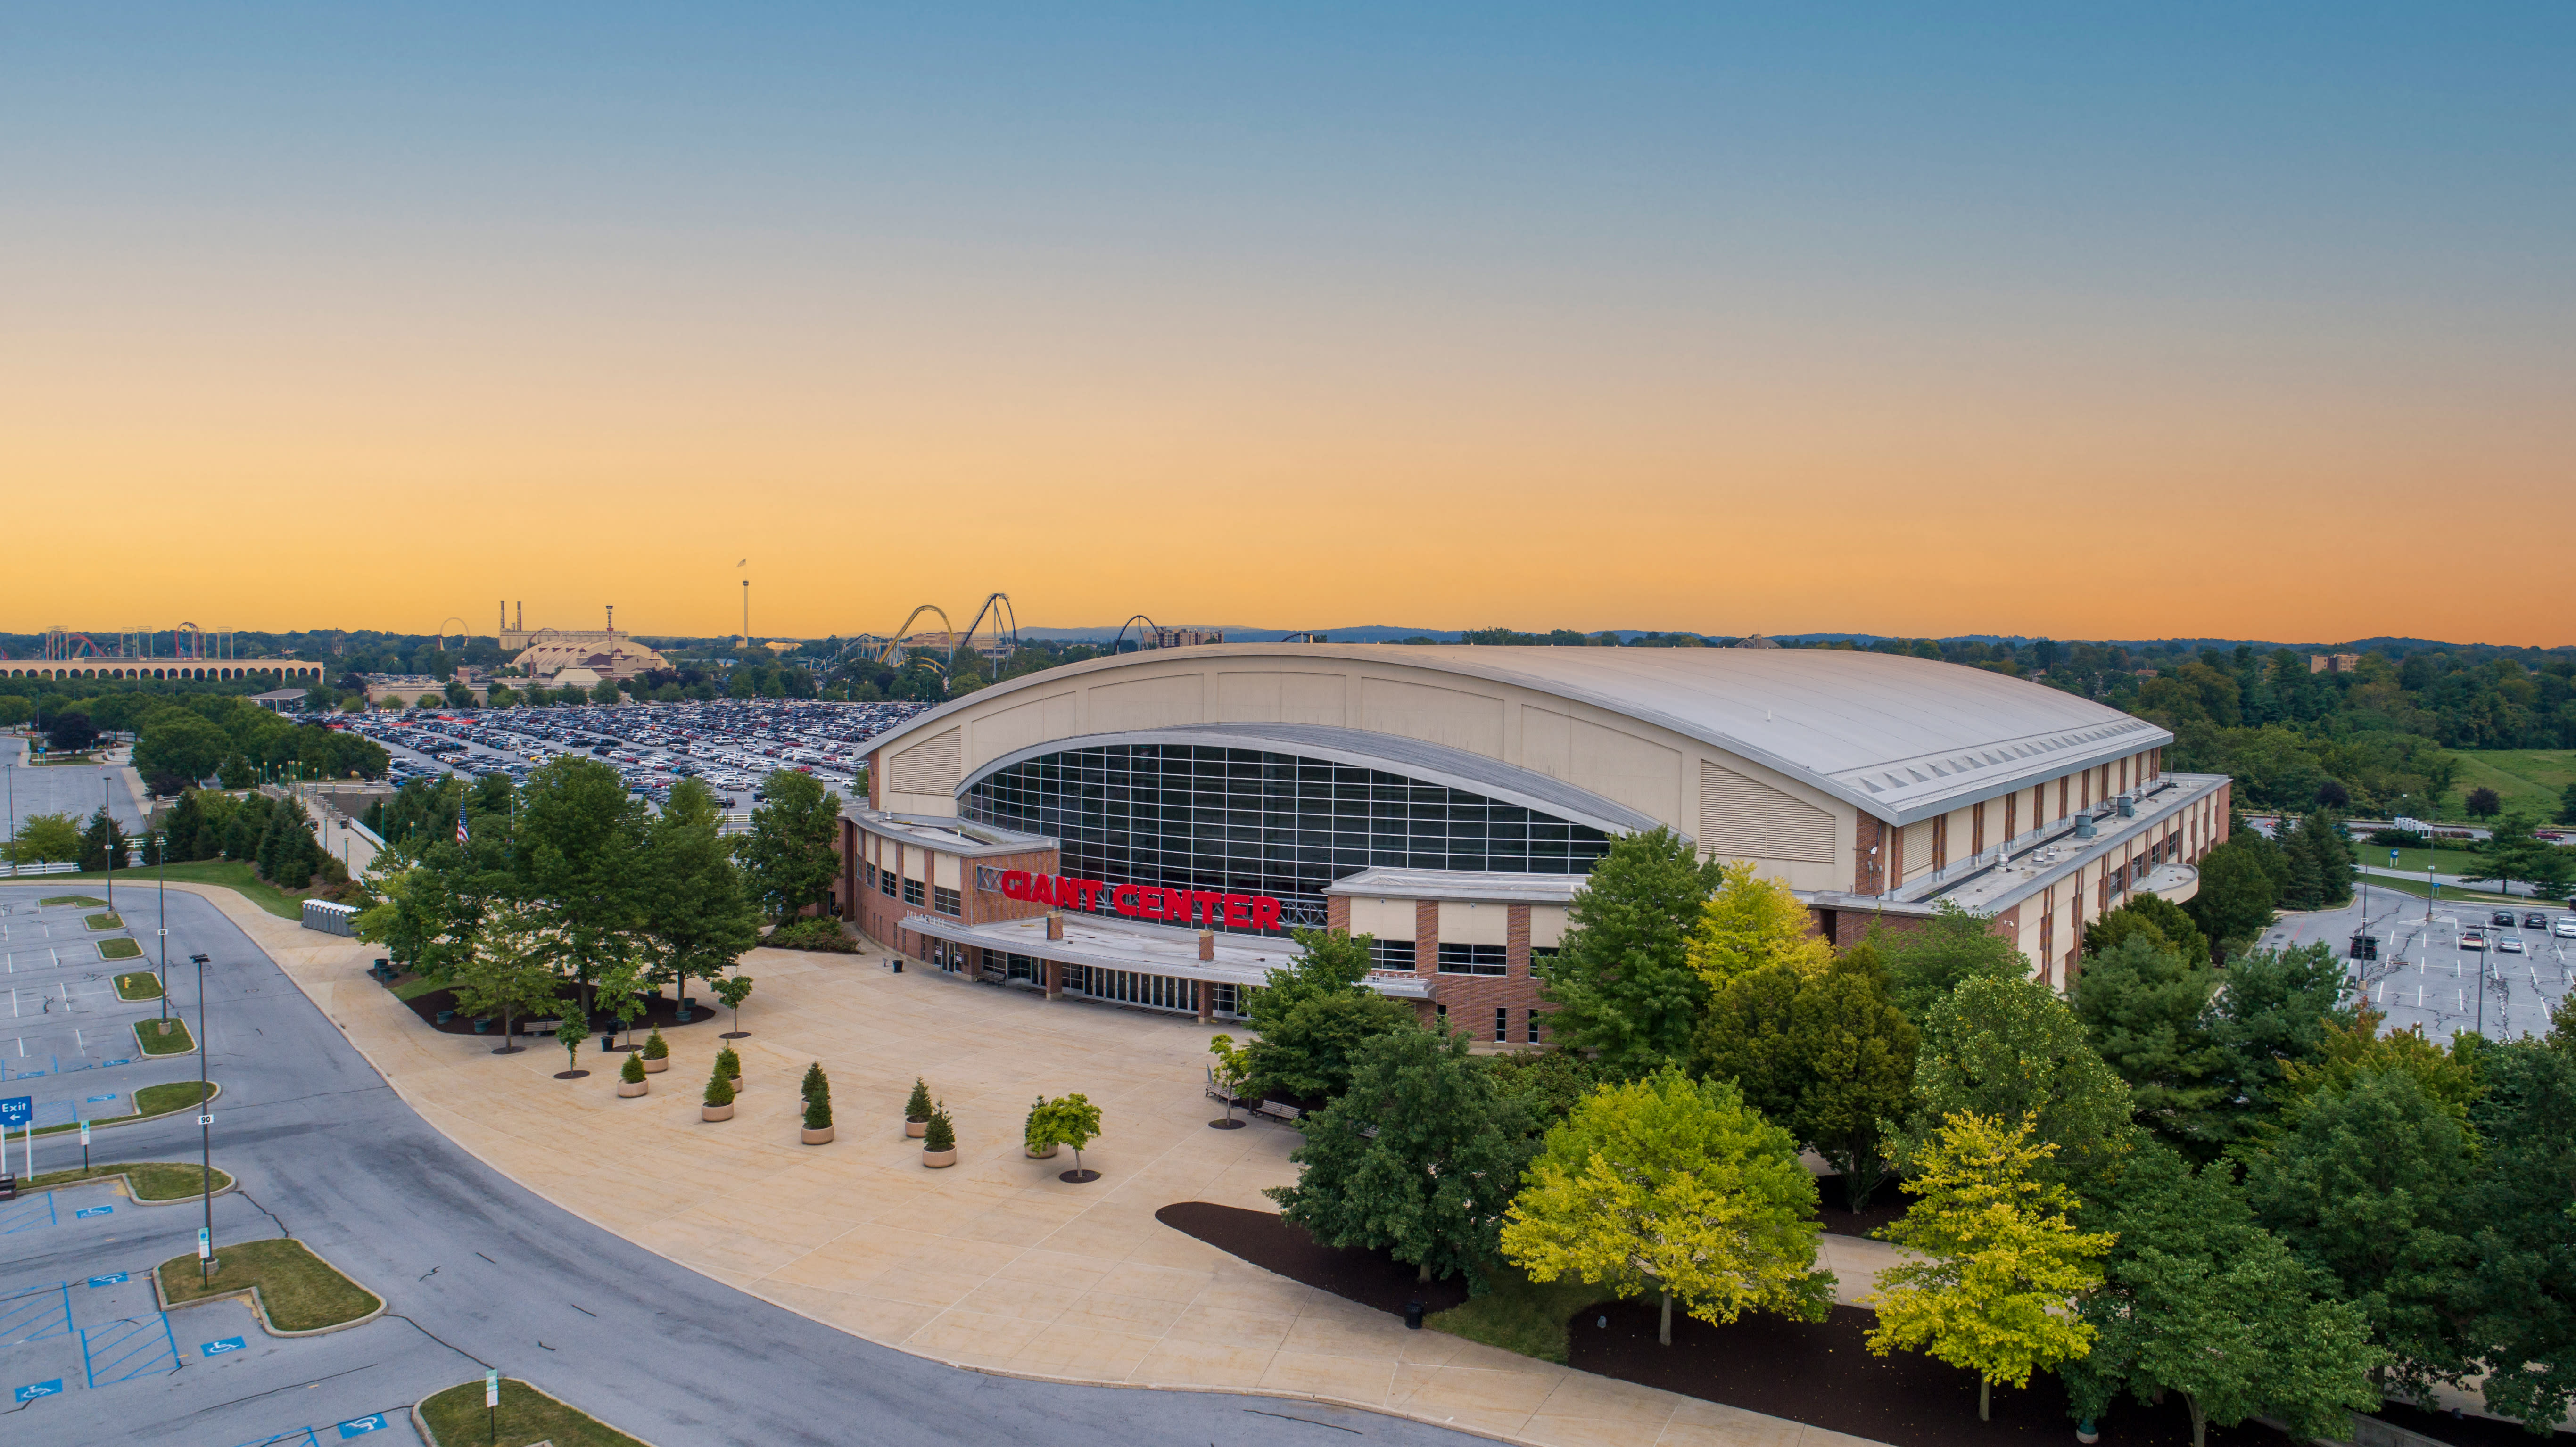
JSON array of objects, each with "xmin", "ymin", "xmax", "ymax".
[
  {"xmin": 85, "ymin": 1272, "xmax": 128, "ymax": 1288},
  {"xmin": 74, "ymin": 1205, "xmax": 112, "ymax": 1219},
  {"xmin": 14, "ymin": 1379, "xmax": 65, "ymax": 1403},
  {"xmin": 85, "ymin": 1093, "xmax": 116, "ymax": 1103},
  {"xmin": 337, "ymin": 1413, "xmax": 390, "ymax": 1437},
  {"xmin": 201, "ymin": 1335, "xmax": 246, "ymax": 1357}
]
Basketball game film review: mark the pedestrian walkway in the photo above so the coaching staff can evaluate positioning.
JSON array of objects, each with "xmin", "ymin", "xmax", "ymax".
[{"xmin": 180, "ymin": 878, "xmax": 1896, "ymax": 1447}]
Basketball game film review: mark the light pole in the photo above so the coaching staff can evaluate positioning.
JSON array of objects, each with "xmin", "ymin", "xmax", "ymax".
[
  {"xmin": 190, "ymin": 951, "xmax": 212, "ymax": 1283},
  {"xmin": 103, "ymin": 777, "xmax": 114, "ymax": 913},
  {"xmin": 156, "ymin": 833, "xmax": 170, "ymax": 1024}
]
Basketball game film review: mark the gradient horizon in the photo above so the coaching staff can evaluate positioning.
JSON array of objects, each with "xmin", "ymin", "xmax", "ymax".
[{"xmin": 4, "ymin": 5, "xmax": 2570, "ymax": 645}]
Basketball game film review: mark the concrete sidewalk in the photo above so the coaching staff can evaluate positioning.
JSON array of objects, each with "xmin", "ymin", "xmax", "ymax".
[{"xmin": 183, "ymin": 878, "xmax": 1897, "ymax": 1447}]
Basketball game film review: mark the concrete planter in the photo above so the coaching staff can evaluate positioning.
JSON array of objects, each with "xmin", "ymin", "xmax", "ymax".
[
  {"xmin": 905, "ymin": 1118, "xmax": 928, "ymax": 1138},
  {"xmin": 1024, "ymin": 1142, "xmax": 1060, "ymax": 1159},
  {"xmin": 800, "ymin": 1126, "xmax": 836, "ymax": 1145},
  {"xmin": 702, "ymin": 1102, "xmax": 735, "ymax": 1122},
  {"xmin": 617, "ymin": 1079, "xmax": 648, "ymax": 1098},
  {"xmin": 728, "ymin": 1077, "xmax": 744, "ymax": 1093},
  {"xmin": 922, "ymin": 1147, "xmax": 957, "ymax": 1168},
  {"xmin": 640, "ymin": 1056, "xmax": 669, "ymax": 1074}
]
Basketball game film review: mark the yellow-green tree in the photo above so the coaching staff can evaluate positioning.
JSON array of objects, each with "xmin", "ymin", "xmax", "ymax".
[
  {"xmin": 1866, "ymin": 1111, "xmax": 2113, "ymax": 1420},
  {"xmin": 1685, "ymin": 861, "xmax": 1832, "ymax": 988},
  {"xmin": 1500, "ymin": 1069, "xmax": 1832, "ymax": 1345}
]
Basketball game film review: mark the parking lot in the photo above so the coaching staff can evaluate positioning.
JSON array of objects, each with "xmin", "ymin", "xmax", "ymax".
[
  {"xmin": 2265, "ymin": 886, "xmax": 2575, "ymax": 1041},
  {"xmin": 0, "ymin": 899, "xmax": 167, "ymax": 1090},
  {"xmin": 340, "ymin": 699, "xmax": 927, "ymax": 813}
]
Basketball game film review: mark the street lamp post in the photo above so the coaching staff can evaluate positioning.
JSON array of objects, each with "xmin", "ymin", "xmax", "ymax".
[
  {"xmin": 103, "ymin": 777, "xmax": 114, "ymax": 913},
  {"xmin": 191, "ymin": 952, "xmax": 213, "ymax": 1283}
]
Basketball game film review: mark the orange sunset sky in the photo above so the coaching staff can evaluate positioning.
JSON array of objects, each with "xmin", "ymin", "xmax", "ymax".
[{"xmin": 4, "ymin": 7, "xmax": 2570, "ymax": 645}]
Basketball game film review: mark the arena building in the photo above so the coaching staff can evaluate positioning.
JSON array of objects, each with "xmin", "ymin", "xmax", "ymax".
[{"xmin": 837, "ymin": 644, "xmax": 2229, "ymax": 1041}]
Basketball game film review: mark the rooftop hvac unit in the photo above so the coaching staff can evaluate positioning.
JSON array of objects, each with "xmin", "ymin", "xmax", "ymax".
[
  {"xmin": 2073, "ymin": 817, "xmax": 2097, "ymax": 839},
  {"xmin": 2116, "ymin": 795, "xmax": 2135, "ymax": 817}
]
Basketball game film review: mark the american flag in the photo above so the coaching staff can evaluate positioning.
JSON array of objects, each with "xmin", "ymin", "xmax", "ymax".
[{"xmin": 457, "ymin": 797, "xmax": 470, "ymax": 846}]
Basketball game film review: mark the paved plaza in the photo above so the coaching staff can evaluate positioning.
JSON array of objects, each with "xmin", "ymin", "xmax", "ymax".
[{"xmin": 206, "ymin": 885, "xmax": 1892, "ymax": 1447}]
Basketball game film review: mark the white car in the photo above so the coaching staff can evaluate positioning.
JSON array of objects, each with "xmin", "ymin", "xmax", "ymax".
[
  {"xmin": 2557, "ymin": 919, "xmax": 2576, "ymax": 939},
  {"xmin": 2499, "ymin": 936, "xmax": 2526, "ymax": 954}
]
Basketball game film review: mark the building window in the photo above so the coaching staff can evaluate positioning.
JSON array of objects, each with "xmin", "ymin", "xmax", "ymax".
[
  {"xmin": 902, "ymin": 878, "xmax": 924, "ymax": 907},
  {"xmin": 1494, "ymin": 1006, "xmax": 1508, "ymax": 1043},
  {"xmin": 1526, "ymin": 1009, "xmax": 1542, "ymax": 1045},
  {"xmin": 1007, "ymin": 953, "xmax": 1038, "ymax": 982},
  {"xmin": 880, "ymin": 869, "xmax": 898, "ymax": 899},
  {"xmin": 1371, "ymin": 939, "xmax": 1417, "ymax": 971},
  {"xmin": 933, "ymin": 886, "xmax": 962, "ymax": 917},
  {"xmin": 1438, "ymin": 943, "xmax": 1506, "ymax": 976},
  {"xmin": 1527, "ymin": 946, "xmax": 1559, "ymax": 978},
  {"xmin": 863, "ymin": 862, "xmax": 876, "ymax": 890},
  {"xmin": 960, "ymin": 741, "xmax": 1614, "ymax": 931}
]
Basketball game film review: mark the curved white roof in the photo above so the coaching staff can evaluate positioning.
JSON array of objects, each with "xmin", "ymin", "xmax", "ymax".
[{"xmin": 878, "ymin": 644, "xmax": 2169, "ymax": 824}]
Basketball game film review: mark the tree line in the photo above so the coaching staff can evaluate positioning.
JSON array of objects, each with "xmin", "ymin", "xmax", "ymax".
[{"xmin": 1250, "ymin": 829, "xmax": 2576, "ymax": 1442}]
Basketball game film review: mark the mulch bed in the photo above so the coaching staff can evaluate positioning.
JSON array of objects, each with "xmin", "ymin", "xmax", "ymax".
[
  {"xmin": 396, "ymin": 986, "xmax": 721, "ymax": 1038},
  {"xmin": 1156, "ymin": 1202, "xmax": 1470, "ymax": 1315},
  {"xmin": 1162, "ymin": 1200, "xmax": 2562, "ymax": 1447},
  {"xmin": 1813, "ymin": 1172, "xmax": 1910, "ymax": 1239}
]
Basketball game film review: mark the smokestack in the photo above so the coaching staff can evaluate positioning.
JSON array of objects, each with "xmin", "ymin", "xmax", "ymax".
[
  {"xmin": 606, "ymin": 604, "xmax": 614, "ymax": 633},
  {"xmin": 500, "ymin": 601, "xmax": 507, "ymax": 634},
  {"xmin": 516, "ymin": 601, "xmax": 523, "ymax": 631}
]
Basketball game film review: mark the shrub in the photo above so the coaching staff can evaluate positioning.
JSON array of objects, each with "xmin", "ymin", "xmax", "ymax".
[
  {"xmin": 805, "ymin": 1087, "xmax": 833, "ymax": 1131},
  {"xmin": 620, "ymin": 1052, "xmax": 646, "ymax": 1084},
  {"xmin": 642, "ymin": 1028, "xmax": 669, "ymax": 1061},
  {"xmin": 1024, "ymin": 1094, "xmax": 1049, "ymax": 1151},
  {"xmin": 767, "ymin": 918, "xmax": 858, "ymax": 953},
  {"xmin": 704, "ymin": 1071, "xmax": 735, "ymax": 1107},
  {"xmin": 905, "ymin": 1077, "xmax": 933, "ymax": 1121},
  {"xmin": 715, "ymin": 1045, "xmax": 741, "ymax": 1080},
  {"xmin": 923, "ymin": 1101, "xmax": 955, "ymax": 1152},
  {"xmin": 801, "ymin": 1061, "xmax": 826, "ymax": 1104}
]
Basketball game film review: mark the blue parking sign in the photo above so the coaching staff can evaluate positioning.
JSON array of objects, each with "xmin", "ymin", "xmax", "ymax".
[
  {"xmin": 14, "ymin": 1379, "xmax": 64, "ymax": 1403},
  {"xmin": 337, "ymin": 1413, "xmax": 389, "ymax": 1437},
  {"xmin": 0, "ymin": 1097, "xmax": 28, "ymax": 1128},
  {"xmin": 201, "ymin": 1336, "xmax": 247, "ymax": 1356}
]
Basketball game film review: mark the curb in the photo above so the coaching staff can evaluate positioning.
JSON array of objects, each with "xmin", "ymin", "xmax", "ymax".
[
  {"xmin": 30, "ymin": 1079, "xmax": 223, "ymax": 1139},
  {"xmin": 10, "ymin": 1166, "xmax": 238, "ymax": 1207},
  {"xmin": 957, "ymin": 1362, "xmax": 1528, "ymax": 1447},
  {"xmin": 413, "ymin": 1375, "xmax": 664, "ymax": 1447},
  {"xmin": 150, "ymin": 1238, "xmax": 388, "ymax": 1338}
]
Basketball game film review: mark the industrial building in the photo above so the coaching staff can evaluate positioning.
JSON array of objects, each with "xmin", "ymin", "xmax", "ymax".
[{"xmin": 837, "ymin": 644, "xmax": 2228, "ymax": 1039}]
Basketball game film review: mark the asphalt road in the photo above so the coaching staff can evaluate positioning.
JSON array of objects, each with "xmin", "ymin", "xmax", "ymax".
[
  {"xmin": 2, "ymin": 738, "xmax": 149, "ymax": 837},
  {"xmin": 2259, "ymin": 884, "xmax": 2573, "ymax": 1042},
  {"xmin": 0, "ymin": 885, "xmax": 1489, "ymax": 1447}
]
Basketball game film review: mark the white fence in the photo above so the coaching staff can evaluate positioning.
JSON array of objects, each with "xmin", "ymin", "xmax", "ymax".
[{"xmin": 0, "ymin": 861, "xmax": 81, "ymax": 878}]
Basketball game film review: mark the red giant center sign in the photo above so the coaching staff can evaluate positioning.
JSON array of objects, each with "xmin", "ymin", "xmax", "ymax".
[{"xmin": 997, "ymin": 871, "xmax": 1283, "ymax": 931}]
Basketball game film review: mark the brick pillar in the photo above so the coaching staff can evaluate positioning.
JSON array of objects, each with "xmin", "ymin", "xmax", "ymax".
[
  {"xmin": 1327, "ymin": 894, "xmax": 1351, "ymax": 934},
  {"xmin": 1045, "ymin": 958, "xmax": 1063, "ymax": 999},
  {"xmin": 1047, "ymin": 911, "xmax": 1064, "ymax": 942},
  {"xmin": 1196, "ymin": 984, "xmax": 1213, "ymax": 1023},
  {"xmin": 1197, "ymin": 930, "xmax": 1214, "ymax": 962},
  {"xmin": 1414, "ymin": 899, "xmax": 1439, "ymax": 980}
]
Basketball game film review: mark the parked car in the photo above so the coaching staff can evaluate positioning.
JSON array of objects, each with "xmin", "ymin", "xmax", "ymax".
[
  {"xmin": 2490, "ymin": 911, "xmax": 2518, "ymax": 928},
  {"xmin": 2524, "ymin": 912, "xmax": 2549, "ymax": 929},
  {"xmin": 2462, "ymin": 931, "xmax": 2487, "ymax": 951},
  {"xmin": 2555, "ymin": 918, "xmax": 2576, "ymax": 938},
  {"xmin": 2500, "ymin": 936, "xmax": 2526, "ymax": 954}
]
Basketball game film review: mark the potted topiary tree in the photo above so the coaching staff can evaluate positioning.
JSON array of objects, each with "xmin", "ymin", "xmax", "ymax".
[
  {"xmin": 715, "ymin": 1044, "xmax": 743, "ymax": 1093},
  {"xmin": 1037, "ymin": 1093, "xmax": 1103, "ymax": 1184},
  {"xmin": 904, "ymin": 1077, "xmax": 932, "ymax": 1138},
  {"xmin": 801, "ymin": 1064, "xmax": 834, "ymax": 1145},
  {"xmin": 714, "ymin": 974, "xmax": 755, "ymax": 1039},
  {"xmin": 1023, "ymin": 1095, "xmax": 1059, "ymax": 1158},
  {"xmin": 922, "ymin": 1101, "xmax": 956, "ymax": 1167},
  {"xmin": 618, "ymin": 1052, "xmax": 649, "ymax": 1097},
  {"xmin": 553, "ymin": 1016, "xmax": 591, "ymax": 1080},
  {"xmin": 640, "ymin": 1028, "xmax": 670, "ymax": 1074},
  {"xmin": 702, "ymin": 1068, "xmax": 736, "ymax": 1122}
]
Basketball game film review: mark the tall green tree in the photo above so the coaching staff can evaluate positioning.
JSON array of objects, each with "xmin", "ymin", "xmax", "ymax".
[
  {"xmin": 1501, "ymin": 1069, "xmax": 1833, "ymax": 1346},
  {"xmin": 1878, "ymin": 902, "xmax": 2027, "ymax": 1029},
  {"xmin": 1269, "ymin": 1025, "xmax": 1536, "ymax": 1290},
  {"xmin": 515, "ymin": 756, "xmax": 650, "ymax": 1021},
  {"xmin": 736, "ymin": 768, "xmax": 842, "ymax": 920},
  {"xmin": 3, "ymin": 812, "xmax": 83, "ymax": 864},
  {"xmin": 2460, "ymin": 1035, "xmax": 2576, "ymax": 1433},
  {"xmin": 1904, "ymin": 973, "xmax": 2136, "ymax": 1196},
  {"xmin": 1240, "ymin": 929, "xmax": 1416, "ymax": 1102},
  {"xmin": 2072, "ymin": 934, "xmax": 2225, "ymax": 1150},
  {"xmin": 2246, "ymin": 1067, "xmax": 2475, "ymax": 1396},
  {"xmin": 1697, "ymin": 941, "xmax": 1917, "ymax": 1210},
  {"xmin": 2202, "ymin": 943, "xmax": 2353, "ymax": 1148},
  {"xmin": 132, "ymin": 708, "xmax": 232, "ymax": 784},
  {"xmin": 1867, "ymin": 1111, "xmax": 2114, "ymax": 1422},
  {"xmin": 448, "ymin": 901, "xmax": 569, "ymax": 1043},
  {"xmin": 2065, "ymin": 1147, "xmax": 2381, "ymax": 1447},
  {"xmin": 1536, "ymin": 828, "xmax": 1723, "ymax": 1077},
  {"xmin": 639, "ymin": 777, "xmax": 760, "ymax": 1008},
  {"xmin": 2186, "ymin": 839, "xmax": 2279, "ymax": 954},
  {"xmin": 78, "ymin": 807, "xmax": 132, "ymax": 873},
  {"xmin": 2083, "ymin": 895, "xmax": 2211, "ymax": 967}
]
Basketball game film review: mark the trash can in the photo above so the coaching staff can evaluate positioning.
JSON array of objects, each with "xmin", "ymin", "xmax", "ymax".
[
  {"xmin": 436, "ymin": 1010, "xmax": 455, "ymax": 1025},
  {"xmin": 1404, "ymin": 1300, "xmax": 1424, "ymax": 1330}
]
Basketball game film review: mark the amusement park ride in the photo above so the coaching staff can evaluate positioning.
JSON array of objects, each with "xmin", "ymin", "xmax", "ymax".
[{"xmin": 19, "ymin": 624, "xmax": 233, "ymax": 661}]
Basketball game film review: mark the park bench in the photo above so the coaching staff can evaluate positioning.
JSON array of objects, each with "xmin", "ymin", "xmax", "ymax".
[{"xmin": 1252, "ymin": 1100, "xmax": 1303, "ymax": 1125}]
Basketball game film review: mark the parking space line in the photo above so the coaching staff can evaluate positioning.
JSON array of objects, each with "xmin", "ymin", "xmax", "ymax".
[
  {"xmin": 78, "ymin": 1311, "xmax": 182, "ymax": 1387},
  {"xmin": 222, "ymin": 1430, "xmax": 325, "ymax": 1447},
  {"xmin": 0, "ymin": 1282, "xmax": 73, "ymax": 1348},
  {"xmin": 0, "ymin": 1192, "xmax": 59, "ymax": 1235}
]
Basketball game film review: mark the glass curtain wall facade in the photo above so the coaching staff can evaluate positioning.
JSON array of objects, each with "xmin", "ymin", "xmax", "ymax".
[{"xmin": 961, "ymin": 742, "xmax": 1612, "ymax": 928}]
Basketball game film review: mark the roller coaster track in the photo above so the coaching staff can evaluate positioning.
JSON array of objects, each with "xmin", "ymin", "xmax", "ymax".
[{"xmin": 1110, "ymin": 615, "xmax": 1160, "ymax": 655}]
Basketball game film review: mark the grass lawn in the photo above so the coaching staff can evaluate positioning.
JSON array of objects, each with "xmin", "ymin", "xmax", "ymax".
[
  {"xmin": 135, "ymin": 1017, "xmax": 196, "ymax": 1055},
  {"xmin": 43, "ymin": 861, "xmax": 305, "ymax": 920},
  {"xmin": 392, "ymin": 975, "xmax": 449, "ymax": 1002},
  {"xmin": 84, "ymin": 911, "xmax": 124, "ymax": 930},
  {"xmin": 98, "ymin": 937, "xmax": 142, "ymax": 960},
  {"xmin": 25, "ymin": 1160, "xmax": 233, "ymax": 1200},
  {"xmin": 33, "ymin": 1080, "xmax": 213, "ymax": 1137},
  {"xmin": 1424, "ymin": 1265, "xmax": 1608, "ymax": 1364},
  {"xmin": 2446, "ymin": 749, "xmax": 2576, "ymax": 822},
  {"xmin": 114, "ymin": 970, "xmax": 164, "ymax": 1000},
  {"xmin": 419, "ymin": 1377, "xmax": 647, "ymax": 1447},
  {"xmin": 2354, "ymin": 872, "xmax": 2528, "ymax": 907},
  {"xmin": 157, "ymin": 1237, "xmax": 381, "ymax": 1331},
  {"xmin": 39, "ymin": 894, "xmax": 106, "ymax": 908}
]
